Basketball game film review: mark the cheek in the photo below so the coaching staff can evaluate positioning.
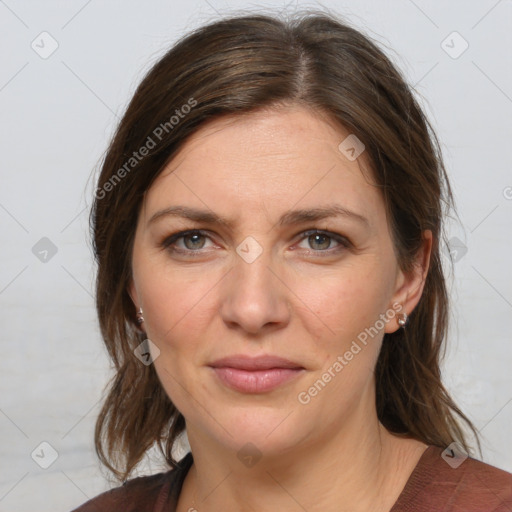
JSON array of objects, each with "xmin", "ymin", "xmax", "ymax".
[
  {"xmin": 292, "ymin": 268, "xmax": 391, "ymax": 410},
  {"xmin": 136, "ymin": 255, "xmax": 220, "ymax": 346},
  {"xmin": 137, "ymin": 266, "xmax": 217, "ymax": 412},
  {"xmin": 291, "ymin": 262, "xmax": 393, "ymax": 344}
]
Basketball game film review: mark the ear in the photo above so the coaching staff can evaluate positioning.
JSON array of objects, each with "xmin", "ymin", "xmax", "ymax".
[
  {"xmin": 128, "ymin": 278, "xmax": 146, "ymax": 332},
  {"xmin": 385, "ymin": 229, "xmax": 433, "ymax": 333},
  {"xmin": 128, "ymin": 278, "xmax": 139, "ymax": 307}
]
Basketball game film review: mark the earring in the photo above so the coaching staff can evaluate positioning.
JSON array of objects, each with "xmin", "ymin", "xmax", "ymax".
[
  {"xmin": 397, "ymin": 311, "xmax": 408, "ymax": 328},
  {"xmin": 136, "ymin": 307, "xmax": 144, "ymax": 324}
]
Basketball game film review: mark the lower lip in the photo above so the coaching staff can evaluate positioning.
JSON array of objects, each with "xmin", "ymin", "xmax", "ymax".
[{"xmin": 211, "ymin": 367, "xmax": 304, "ymax": 393}]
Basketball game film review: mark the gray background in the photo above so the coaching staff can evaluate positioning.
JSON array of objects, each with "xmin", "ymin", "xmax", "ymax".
[{"xmin": 1, "ymin": 0, "xmax": 511, "ymax": 510}]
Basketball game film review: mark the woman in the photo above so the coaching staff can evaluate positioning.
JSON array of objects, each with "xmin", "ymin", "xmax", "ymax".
[{"xmin": 73, "ymin": 10, "xmax": 512, "ymax": 512}]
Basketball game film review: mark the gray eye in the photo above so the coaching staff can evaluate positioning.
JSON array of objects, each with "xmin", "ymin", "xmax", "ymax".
[
  {"xmin": 182, "ymin": 233, "xmax": 207, "ymax": 250},
  {"xmin": 302, "ymin": 232, "xmax": 339, "ymax": 251}
]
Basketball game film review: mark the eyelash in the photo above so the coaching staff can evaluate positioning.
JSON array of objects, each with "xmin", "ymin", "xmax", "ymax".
[{"xmin": 160, "ymin": 229, "xmax": 351, "ymax": 257}]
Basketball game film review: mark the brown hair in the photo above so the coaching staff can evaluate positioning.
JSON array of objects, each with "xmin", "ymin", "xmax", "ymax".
[{"xmin": 90, "ymin": 9, "xmax": 480, "ymax": 481}]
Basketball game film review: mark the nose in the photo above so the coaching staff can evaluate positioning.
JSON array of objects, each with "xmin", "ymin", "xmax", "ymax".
[{"xmin": 220, "ymin": 249, "xmax": 291, "ymax": 336}]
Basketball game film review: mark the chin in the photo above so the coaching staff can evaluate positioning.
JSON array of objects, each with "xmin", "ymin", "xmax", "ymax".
[{"xmin": 207, "ymin": 405, "xmax": 308, "ymax": 455}]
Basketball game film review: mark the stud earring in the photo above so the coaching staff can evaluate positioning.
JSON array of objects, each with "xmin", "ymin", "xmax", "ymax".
[
  {"xmin": 397, "ymin": 311, "xmax": 408, "ymax": 328},
  {"xmin": 136, "ymin": 307, "xmax": 144, "ymax": 324}
]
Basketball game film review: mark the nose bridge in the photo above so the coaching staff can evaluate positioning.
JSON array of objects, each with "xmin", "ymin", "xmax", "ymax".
[
  {"xmin": 234, "ymin": 247, "xmax": 275, "ymax": 293},
  {"xmin": 220, "ymin": 241, "xmax": 290, "ymax": 333}
]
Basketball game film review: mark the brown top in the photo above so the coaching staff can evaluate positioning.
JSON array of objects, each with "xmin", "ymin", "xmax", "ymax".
[{"xmin": 71, "ymin": 446, "xmax": 512, "ymax": 511}]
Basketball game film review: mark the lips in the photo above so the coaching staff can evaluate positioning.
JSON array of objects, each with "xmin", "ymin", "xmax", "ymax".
[
  {"xmin": 209, "ymin": 355, "xmax": 305, "ymax": 393},
  {"xmin": 210, "ymin": 355, "xmax": 303, "ymax": 371}
]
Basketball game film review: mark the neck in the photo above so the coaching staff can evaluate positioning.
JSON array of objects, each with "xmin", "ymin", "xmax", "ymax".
[{"xmin": 178, "ymin": 404, "xmax": 427, "ymax": 512}]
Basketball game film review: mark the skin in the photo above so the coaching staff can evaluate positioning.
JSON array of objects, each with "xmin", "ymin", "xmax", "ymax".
[{"xmin": 129, "ymin": 105, "xmax": 432, "ymax": 512}]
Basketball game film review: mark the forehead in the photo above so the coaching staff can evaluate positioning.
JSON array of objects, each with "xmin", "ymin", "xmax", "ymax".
[{"xmin": 143, "ymin": 106, "xmax": 384, "ymax": 229}]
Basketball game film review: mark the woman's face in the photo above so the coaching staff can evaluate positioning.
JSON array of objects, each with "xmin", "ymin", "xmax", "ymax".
[{"xmin": 130, "ymin": 106, "xmax": 429, "ymax": 457}]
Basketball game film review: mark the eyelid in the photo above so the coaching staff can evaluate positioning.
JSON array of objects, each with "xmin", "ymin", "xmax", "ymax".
[
  {"xmin": 161, "ymin": 229, "xmax": 216, "ymax": 251},
  {"xmin": 296, "ymin": 229, "xmax": 351, "ymax": 251},
  {"xmin": 161, "ymin": 228, "xmax": 351, "ymax": 255}
]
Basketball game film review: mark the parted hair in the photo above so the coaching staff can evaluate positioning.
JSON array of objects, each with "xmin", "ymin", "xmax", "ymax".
[{"xmin": 90, "ymin": 9, "xmax": 480, "ymax": 481}]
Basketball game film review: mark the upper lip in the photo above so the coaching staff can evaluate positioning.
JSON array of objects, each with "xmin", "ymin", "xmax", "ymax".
[{"xmin": 209, "ymin": 355, "xmax": 304, "ymax": 371}]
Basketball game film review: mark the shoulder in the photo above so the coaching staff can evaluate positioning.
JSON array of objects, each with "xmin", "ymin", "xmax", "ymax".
[
  {"xmin": 70, "ymin": 468, "xmax": 178, "ymax": 512},
  {"xmin": 394, "ymin": 445, "xmax": 512, "ymax": 512},
  {"xmin": 70, "ymin": 451, "xmax": 194, "ymax": 512}
]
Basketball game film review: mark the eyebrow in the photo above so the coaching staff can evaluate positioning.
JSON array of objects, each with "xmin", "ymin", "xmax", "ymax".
[{"xmin": 148, "ymin": 204, "xmax": 369, "ymax": 229}]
